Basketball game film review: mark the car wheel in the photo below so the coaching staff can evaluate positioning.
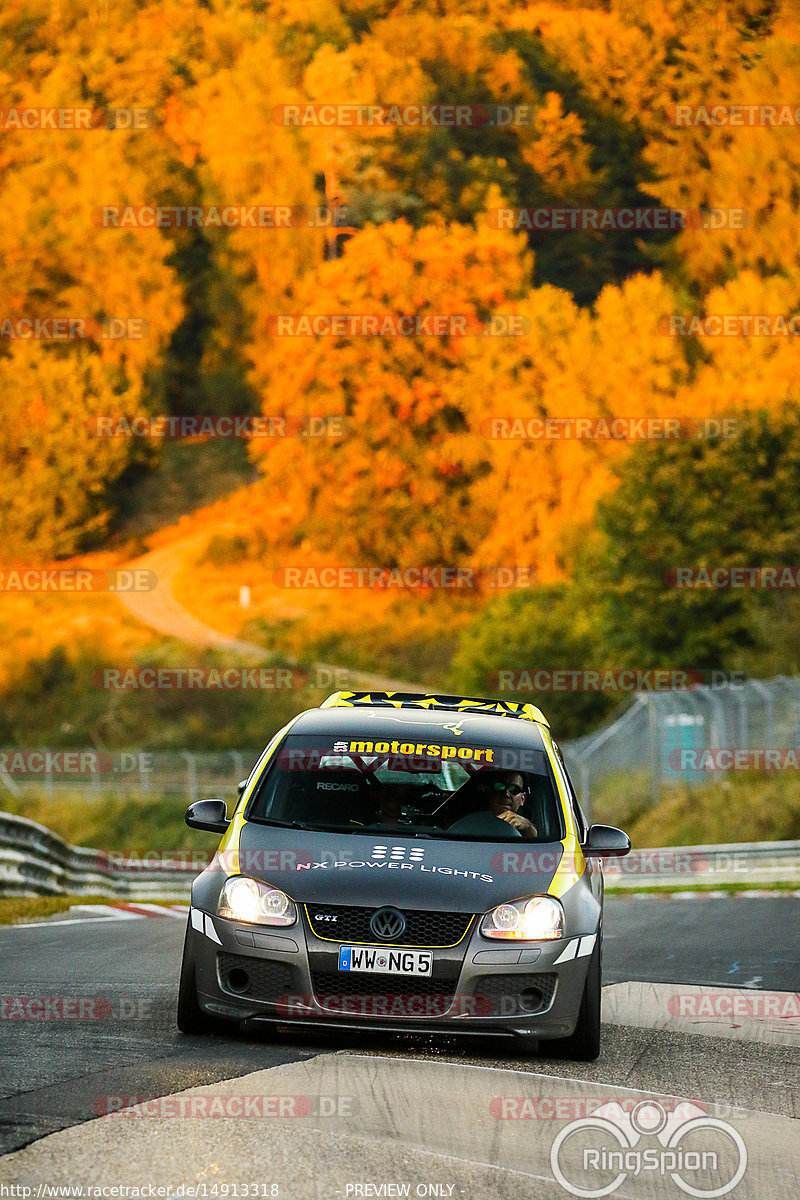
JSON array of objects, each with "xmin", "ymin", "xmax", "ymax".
[
  {"xmin": 176, "ymin": 921, "xmax": 230, "ymax": 1035},
  {"xmin": 549, "ymin": 938, "xmax": 602, "ymax": 1062}
]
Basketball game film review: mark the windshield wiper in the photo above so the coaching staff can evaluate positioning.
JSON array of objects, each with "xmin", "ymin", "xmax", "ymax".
[{"xmin": 249, "ymin": 817, "xmax": 314, "ymax": 830}]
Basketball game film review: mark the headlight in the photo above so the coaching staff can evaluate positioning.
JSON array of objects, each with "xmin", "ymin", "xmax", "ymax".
[
  {"xmin": 218, "ymin": 876, "xmax": 297, "ymax": 926},
  {"xmin": 480, "ymin": 896, "xmax": 564, "ymax": 941}
]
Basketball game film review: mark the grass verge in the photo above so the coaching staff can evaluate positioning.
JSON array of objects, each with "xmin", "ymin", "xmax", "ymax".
[{"xmin": 592, "ymin": 771, "xmax": 800, "ymax": 845}]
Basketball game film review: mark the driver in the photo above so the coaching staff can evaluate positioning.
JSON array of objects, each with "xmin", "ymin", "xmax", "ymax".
[
  {"xmin": 372, "ymin": 785, "xmax": 413, "ymax": 825},
  {"xmin": 486, "ymin": 771, "xmax": 537, "ymax": 839}
]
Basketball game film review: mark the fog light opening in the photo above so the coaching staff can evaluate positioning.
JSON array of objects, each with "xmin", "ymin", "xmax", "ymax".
[
  {"xmin": 227, "ymin": 967, "xmax": 251, "ymax": 994},
  {"xmin": 518, "ymin": 987, "xmax": 544, "ymax": 1012}
]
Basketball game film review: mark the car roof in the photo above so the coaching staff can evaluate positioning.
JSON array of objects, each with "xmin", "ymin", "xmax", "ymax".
[{"xmin": 288, "ymin": 691, "xmax": 550, "ymax": 750}]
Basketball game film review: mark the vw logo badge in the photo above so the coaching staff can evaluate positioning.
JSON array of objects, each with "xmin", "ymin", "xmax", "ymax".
[{"xmin": 369, "ymin": 906, "xmax": 407, "ymax": 942}]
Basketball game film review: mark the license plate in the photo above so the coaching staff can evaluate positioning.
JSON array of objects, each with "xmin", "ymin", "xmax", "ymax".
[{"xmin": 338, "ymin": 946, "xmax": 433, "ymax": 976}]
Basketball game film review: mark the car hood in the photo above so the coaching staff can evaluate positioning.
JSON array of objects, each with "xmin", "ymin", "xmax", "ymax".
[{"xmin": 228, "ymin": 822, "xmax": 566, "ymax": 910}]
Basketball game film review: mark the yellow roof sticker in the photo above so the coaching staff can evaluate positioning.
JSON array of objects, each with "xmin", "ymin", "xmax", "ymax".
[{"xmin": 321, "ymin": 690, "xmax": 550, "ymax": 727}]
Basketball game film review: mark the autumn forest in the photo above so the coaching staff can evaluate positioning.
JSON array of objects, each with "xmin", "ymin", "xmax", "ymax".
[{"xmin": 2, "ymin": 0, "xmax": 800, "ymax": 739}]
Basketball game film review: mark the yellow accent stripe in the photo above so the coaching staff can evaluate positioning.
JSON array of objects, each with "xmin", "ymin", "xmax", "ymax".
[
  {"xmin": 540, "ymin": 727, "xmax": 585, "ymax": 899},
  {"xmin": 304, "ymin": 906, "xmax": 476, "ymax": 948},
  {"xmin": 215, "ymin": 713, "xmax": 305, "ymax": 874}
]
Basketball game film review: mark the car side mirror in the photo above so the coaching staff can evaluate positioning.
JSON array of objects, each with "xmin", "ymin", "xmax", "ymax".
[
  {"xmin": 584, "ymin": 824, "xmax": 631, "ymax": 857},
  {"xmin": 185, "ymin": 799, "xmax": 230, "ymax": 833}
]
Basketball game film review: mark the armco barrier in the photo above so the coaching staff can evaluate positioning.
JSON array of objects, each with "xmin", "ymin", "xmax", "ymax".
[
  {"xmin": 0, "ymin": 812, "xmax": 196, "ymax": 899},
  {"xmin": 601, "ymin": 839, "xmax": 800, "ymax": 887},
  {"xmin": 0, "ymin": 810, "xmax": 798, "ymax": 899}
]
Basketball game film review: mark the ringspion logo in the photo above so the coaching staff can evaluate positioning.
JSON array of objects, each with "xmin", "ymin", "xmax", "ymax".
[{"xmin": 550, "ymin": 1100, "xmax": 747, "ymax": 1198}]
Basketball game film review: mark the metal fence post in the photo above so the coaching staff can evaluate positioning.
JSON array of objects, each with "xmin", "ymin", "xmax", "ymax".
[
  {"xmin": 748, "ymin": 679, "xmax": 774, "ymax": 748},
  {"xmin": 181, "ymin": 752, "xmax": 199, "ymax": 803},
  {"xmin": 577, "ymin": 755, "xmax": 591, "ymax": 821},
  {"xmin": 643, "ymin": 695, "xmax": 660, "ymax": 806},
  {"xmin": 231, "ymin": 752, "xmax": 245, "ymax": 792}
]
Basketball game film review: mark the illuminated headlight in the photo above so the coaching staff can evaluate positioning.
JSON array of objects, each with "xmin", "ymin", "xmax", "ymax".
[
  {"xmin": 218, "ymin": 876, "xmax": 297, "ymax": 926},
  {"xmin": 480, "ymin": 896, "xmax": 564, "ymax": 941}
]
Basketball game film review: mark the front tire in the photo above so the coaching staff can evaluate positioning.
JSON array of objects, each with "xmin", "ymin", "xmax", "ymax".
[
  {"xmin": 549, "ymin": 938, "xmax": 602, "ymax": 1061},
  {"xmin": 176, "ymin": 921, "xmax": 229, "ymax": 1035}
]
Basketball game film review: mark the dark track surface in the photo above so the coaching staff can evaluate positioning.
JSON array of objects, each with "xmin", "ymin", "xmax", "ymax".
[{"xmin": 1, "ymin": 895, "xmax": 797, "ymax": 1155}]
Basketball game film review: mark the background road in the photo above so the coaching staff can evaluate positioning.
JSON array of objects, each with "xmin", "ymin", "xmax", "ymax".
[{"xmin": 1, "ymin": 896, "xmax": 798, "ymax": 1156}]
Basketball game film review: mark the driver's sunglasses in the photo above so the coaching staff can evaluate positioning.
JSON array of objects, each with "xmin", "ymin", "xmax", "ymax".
[{"xmin": 493, "ymin": 782, "xmax": 525, "ymax": 797}]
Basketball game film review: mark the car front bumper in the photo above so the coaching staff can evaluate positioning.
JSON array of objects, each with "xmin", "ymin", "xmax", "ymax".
[{"xmin": 188, "ymin": 907, "xmax": 597, "ymax": 1042}]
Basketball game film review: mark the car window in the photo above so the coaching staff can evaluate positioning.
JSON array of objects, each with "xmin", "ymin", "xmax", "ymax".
[
  {"xmin": 552, "ymin": 740, "xmax": 587, "ymax": 841},
  {"xmin": 247, "ymin": 734, "xmax": 565, "ymax": 842}
]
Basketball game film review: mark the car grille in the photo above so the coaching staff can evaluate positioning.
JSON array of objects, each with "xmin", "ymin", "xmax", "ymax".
[
  {"xmin": 470, "ymin": 972, "xmax": 558, "ymax": 1016},
  {"xmin": 310, "ymin": 970, "xmax": 457, "ymax": 1016},
  {"xmin": 305, "ymin": 904, "xmax": 474, "ymax": 947},
  {"xmin": 217, "ymin": 952, "xmax": 299, "ymax": 1001}
]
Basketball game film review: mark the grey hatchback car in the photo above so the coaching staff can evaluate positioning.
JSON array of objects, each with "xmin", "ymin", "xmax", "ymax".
[{"xmin": 177, "ymin": 691, "xmax": 630, "ymax": 1060}]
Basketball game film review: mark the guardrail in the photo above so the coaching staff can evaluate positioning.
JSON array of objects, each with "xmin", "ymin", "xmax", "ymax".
[
  {"xmin": 0, "ymin": 812, "xmax": 196, "ymax": 899},
  {"xmin": 1, "ymin": 811, "xmax": 798, "ymax": 899},
  {"xmin": 601, "ymin": 840, "xmax": 800, "ymax": 888}
]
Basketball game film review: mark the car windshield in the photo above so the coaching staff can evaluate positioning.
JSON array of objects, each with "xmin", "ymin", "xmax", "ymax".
[{"xmin": 247, "ymin": 734, "xmax": 564, "ymax": 842}]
